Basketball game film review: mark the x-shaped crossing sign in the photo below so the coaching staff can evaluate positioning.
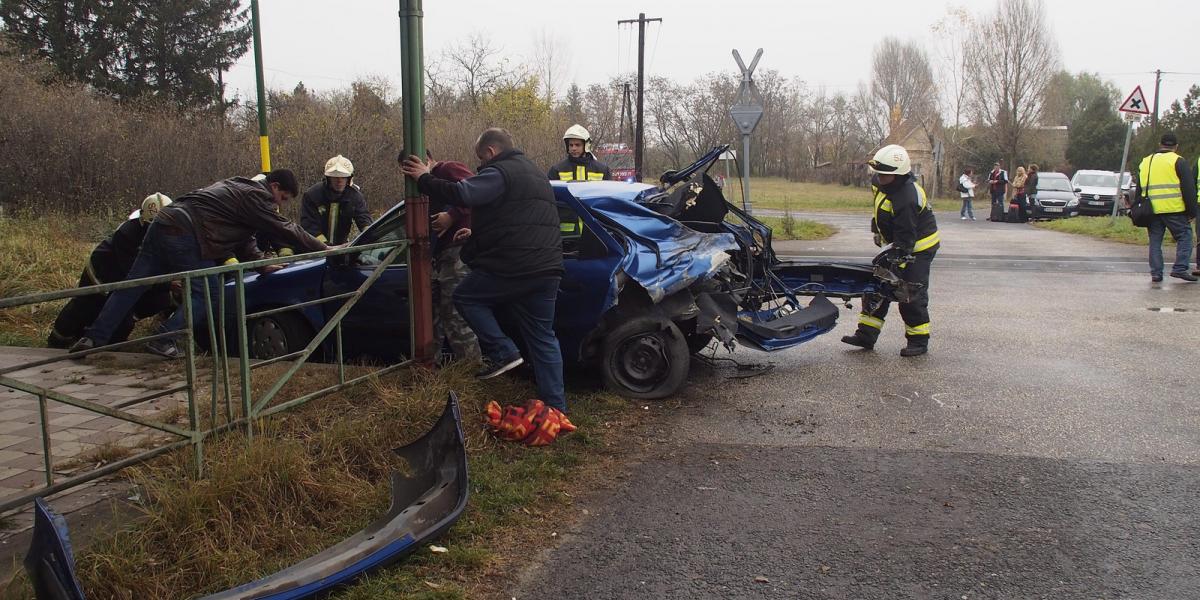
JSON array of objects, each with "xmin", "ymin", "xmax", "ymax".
[{"xmin": 730, "ymin": 49, "xmax": 764, "ymax": 135}]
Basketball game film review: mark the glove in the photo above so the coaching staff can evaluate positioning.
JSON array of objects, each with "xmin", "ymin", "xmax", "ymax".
[{"xmin": 888, "ymin": 250, "xmax": 914, "ymax": 269}]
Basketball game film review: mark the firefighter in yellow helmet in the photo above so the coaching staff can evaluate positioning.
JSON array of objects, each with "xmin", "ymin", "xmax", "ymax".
[
  {"xmin": 47, "ymin": 193, "xmax": 177, "ymax": 348},
  {"xmin": 300, "ymin": 154, "xmax": 372, "ymax": 245},
  {"xmin": 841, "ymin": 145, "xmax": 940, "ymax": 357},
  {"xmin": 1132, "ymin": 131, "xmax": 1197, "ymax": 283},
  {"xmin": 547, "ymin": 125, "xmax": 612, "ymax": 182}
]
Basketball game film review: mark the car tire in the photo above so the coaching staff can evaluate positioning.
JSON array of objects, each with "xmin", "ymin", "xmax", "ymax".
[
  {"xmin": 601, "ymin": 315, "xmax": 690, "ymax": 400},
  {"xmin": 249, "ymin": 312, "xmax": 313, "ymax": 360}
]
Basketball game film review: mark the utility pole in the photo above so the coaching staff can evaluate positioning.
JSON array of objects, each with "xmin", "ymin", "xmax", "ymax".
[
  {"xmin": 250, "ymin": 0, "xmax": 270, "ymax": 171},
  {"xmin": 399, "ymin": 0, "xmax": 434, "ymax": 367},
  {"xmin": 1151, "ymin": 68, "xmax": 1162, "ymax": 132},
  {"xmin": 617, "ymin": 12, "xmax": 661, "ymax": 182}
]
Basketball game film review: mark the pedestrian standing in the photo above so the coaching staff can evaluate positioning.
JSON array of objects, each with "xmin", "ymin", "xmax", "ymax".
[
  {"xmin": 958, "ymin": 168, "xmax": 976, "ymax": 220},
  {"xmin": 987, "ymin": 161, "xmax": 1009, "ymax": 221},
  {"xmin": 1012, "ymin": 166, "xmax": 1028, "ymax": 222},
  {"xmin": 400, "ymin": 128, "xmax": 568, "ymax": 413},
  {"xmin": 1026, "ymin": 164, "xmax": 1040, "ymax": 219},
  {"xmin": 1133, "ymin": 132, "xmax": 1197, "ymax": 283}
]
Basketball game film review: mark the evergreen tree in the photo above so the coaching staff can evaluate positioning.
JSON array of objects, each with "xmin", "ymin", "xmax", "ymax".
[
  {"xmin": 1066, "ymin": 96, "xmax": 1124, "ymax": 170},
  {"xmin": 0, "ymin": 0, "xmax": 250, "ymax": 109}
]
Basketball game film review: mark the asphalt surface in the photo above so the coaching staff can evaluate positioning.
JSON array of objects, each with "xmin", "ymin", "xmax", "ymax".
[{"xmin": 513, "ymin": 212, "xmax": 1200, "ymax": 599}]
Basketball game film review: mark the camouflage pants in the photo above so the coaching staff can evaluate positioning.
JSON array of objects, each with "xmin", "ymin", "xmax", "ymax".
[{"xmin": 433, "ymin": 246, "xmax": 481, "ymax": 362}]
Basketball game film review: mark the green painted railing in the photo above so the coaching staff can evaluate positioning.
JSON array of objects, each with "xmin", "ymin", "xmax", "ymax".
[{"xmin": 0, "ymin": 241, "xmax": 410, "ymax": 513}]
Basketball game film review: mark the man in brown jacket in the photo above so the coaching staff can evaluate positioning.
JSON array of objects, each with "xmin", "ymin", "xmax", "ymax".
[{"xmin": 70, "ymin": 170, "xmax": 331, "ymax": 358}]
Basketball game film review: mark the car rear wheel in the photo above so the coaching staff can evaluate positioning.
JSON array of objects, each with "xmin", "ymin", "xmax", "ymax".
[
  {"xmin": 249, "ymin": 312, "xmax": 313, "ymax": 360},
  {"xmin": 601, "ymin": 315, "xmax": 690, "ymax": 400}
]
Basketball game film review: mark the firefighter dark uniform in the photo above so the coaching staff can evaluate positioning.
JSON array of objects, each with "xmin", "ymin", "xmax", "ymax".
[
  {"xmin": 47, "ymin": 217, "xmax": 174, "ymax": 348},
  {"xmin": 299, "ymin": 182, "xmax": 371, "ymax": 246},
  {"xmin": 547, "ymin": 153, "xmax": 612, "ymax": 182},
  {"xmin": 846, "ymin": 172, "xmax": 940, "ymax": 355}
]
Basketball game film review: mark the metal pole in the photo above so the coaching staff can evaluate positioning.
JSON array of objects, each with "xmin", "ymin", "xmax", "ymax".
[
  {"xmin": 250, "ymin": 0, "xmax": 270, "ymax": 171},
  {"xmin": 1110, "ymin": 119, "xmax": 1136, "ymax": 222},
  {"xmin": 399, "ymin": 0, "xmax": 435, "ymax": 366},
  {"xmin": 742, "ymin": 135, "xmax": 752, "ymax": 213}
]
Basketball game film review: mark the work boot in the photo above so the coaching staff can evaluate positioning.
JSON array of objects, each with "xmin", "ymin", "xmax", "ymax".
[
  {"xmin": 68, "ymin": 337, "xmax": 95, "ymax": 354},
  {"xmin": 475, "ymin": 355, "xmax": 524, "ymax": 380},
  {"xmin": 840, "ymin": 333, "xmax": 875, "ymax": 350},
  {"xmin": 900, "ymin": 339, "xmax": 928, "ymax": 357},
  {"xmin": 47, "ymin": 330, "xmax": 74, "ymax": 349}
]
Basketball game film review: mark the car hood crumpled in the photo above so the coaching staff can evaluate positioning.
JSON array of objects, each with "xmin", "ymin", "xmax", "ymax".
[{"xmin": 585, "ymin": 195, "xmax": 738, "ymax": 304}]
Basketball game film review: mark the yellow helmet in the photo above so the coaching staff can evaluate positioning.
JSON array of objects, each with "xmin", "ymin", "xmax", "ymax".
[
  {"xmin": 563, "ymin": 124, "xmax": 592, "ymax": 154},
  {"xmin": 137, "ymin": 193, "xmax": 172, "ymax": 224},
  {"xmin": 868, "ymin": 144, "xmax": 911, "ymax": 176},
  {"xmin": 324, "ymin": 155, "xmax": 355, "ymax": 178}
]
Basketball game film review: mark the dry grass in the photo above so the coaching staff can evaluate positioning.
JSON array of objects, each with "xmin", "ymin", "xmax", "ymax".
[
  {"xmin": 0, "ymin": 361, "xmax": 641, "ymax": 600},
  {"xmin": 0, "ymin": 213, "xmax": 98, "ymax": 346},
  {"xmin": 727, "ymin": 177, "xmax": 873, "ymax": 213}
]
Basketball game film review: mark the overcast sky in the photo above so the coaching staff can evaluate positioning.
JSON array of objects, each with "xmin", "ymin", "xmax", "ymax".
[{"xmin": 224, "ymin": 0, "xmax": 1198, "ymax": 116}]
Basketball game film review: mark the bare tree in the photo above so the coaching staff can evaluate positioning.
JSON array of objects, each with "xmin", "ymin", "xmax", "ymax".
[
  {"xmin": 531, "ymin": 28, "xmax": 571, "ymax": 105},
  {"xmin": 441, "ymin": 33, "xmax": 522, "ymax": 107},
  {"xmin": 870, "ymin": 37, "xmax": 937, "ymax": 137},
  {"xmin": 964, "ymin": 0, "xmax": 1061, "ymax": 169}
]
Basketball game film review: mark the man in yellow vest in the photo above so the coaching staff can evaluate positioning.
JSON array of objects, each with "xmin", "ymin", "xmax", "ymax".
[
  {"xmin": 1133, "ymin": 132, "xmax": 1197, "ymax": 283},
  {"xmin": 841, "ymin": 144, "xmax": 940, "ymax": 357},
  {"xmin": 547, "ymin": 125, "xmax": 612, "ymax": 182}
]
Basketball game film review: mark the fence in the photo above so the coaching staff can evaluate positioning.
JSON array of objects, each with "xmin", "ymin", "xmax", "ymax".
[{"xmin": 0, "ymin": 240, "xmax": 409, "ymax": 512}]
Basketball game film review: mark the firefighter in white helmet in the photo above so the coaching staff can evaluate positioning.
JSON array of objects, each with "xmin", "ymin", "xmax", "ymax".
[
  {"xmin": 547, "ymin": 125, "xmax": 612, "ymax": 182},
  {"xmin": 841, "ymin": 144, "xmax": 940, "ymax": 357},
  {"xmin": 300, "ymin": 154, "xmax": 372, "ymax": 246},
  {"xmin": 48, "ymin": 193, "xmax": 176, "ymax": 348}
]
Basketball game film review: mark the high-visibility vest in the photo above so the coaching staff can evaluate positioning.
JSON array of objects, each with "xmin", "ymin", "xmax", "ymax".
[
  {"xmin": 556, "ymin": 165, "xmax": 606, "ymax": 182},
  {"xmin": 1138, "ymin": 151, "xmax": 1185, "ymax": 214}
]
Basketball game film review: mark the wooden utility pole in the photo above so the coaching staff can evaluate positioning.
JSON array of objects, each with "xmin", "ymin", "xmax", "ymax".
[
  {"xmin": 1151, "ymin": 68, "xmax": 1162, "ymax": 131},
  {"xmin": 617, "ymin": 12, "xmax": 661, "ymax": 182}
]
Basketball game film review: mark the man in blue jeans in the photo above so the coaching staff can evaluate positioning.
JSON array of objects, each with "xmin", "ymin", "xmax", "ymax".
[
  {"xmin": 401, "ymin": 128, "xmax": 567, "ymax": 412},
  {"xmin": 70, "ymin": 170, "xmax": 331, "ymax": 358},
  {"xmin": 1133, "ymin": 132, "xmax": 1197, "ymax": 283}
]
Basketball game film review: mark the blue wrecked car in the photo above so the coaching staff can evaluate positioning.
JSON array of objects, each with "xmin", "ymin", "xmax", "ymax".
[{"xmin": 229, "ymin": 146, "xmax": 896, "ymax": 399}]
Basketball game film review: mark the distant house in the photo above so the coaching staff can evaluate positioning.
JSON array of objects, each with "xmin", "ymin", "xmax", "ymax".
[{"xmin": 885, "ymin": 110, "xmax": 943, "ymax": 194}]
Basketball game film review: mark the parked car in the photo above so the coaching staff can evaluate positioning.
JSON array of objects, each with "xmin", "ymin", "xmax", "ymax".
[
  {"xmin": 218, "ymin": 147, "xmax": 893, "ymax": 399},
  {"xmin": 1029, "ymin": 171, "xmax": 1079, "ymax": 219},
  {"xmin": 1071, "ymin": 170, "xmax": 1129, "ymax": 216}
]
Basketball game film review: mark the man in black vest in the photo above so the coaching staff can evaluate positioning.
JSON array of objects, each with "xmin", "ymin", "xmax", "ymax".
[{"xmin": 401, "ymin": 128, "xmax": 567, "ymax": 412}]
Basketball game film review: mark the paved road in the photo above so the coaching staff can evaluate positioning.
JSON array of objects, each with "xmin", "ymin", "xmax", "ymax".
[{"xmin": 515, "ymin": 214, "xmax": 1200, "ymax": 599}]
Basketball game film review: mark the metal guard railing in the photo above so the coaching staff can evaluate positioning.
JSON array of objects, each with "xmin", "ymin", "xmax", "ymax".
[{"xmin": 0, "ymin": 240, "xmax": 410, "ymax": 513}]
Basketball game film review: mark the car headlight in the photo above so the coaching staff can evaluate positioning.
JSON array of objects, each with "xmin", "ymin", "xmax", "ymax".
[{"xmin": 1067, "ymin": 198, "xmax": 1079, "ymax": 207}]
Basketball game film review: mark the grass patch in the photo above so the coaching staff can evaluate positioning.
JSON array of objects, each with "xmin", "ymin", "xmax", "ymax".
[
  {"xmin": 0, "ymin": 213, "xmax": 103, "ymax": 347},
  {"xmin": 1033, "ymin": 216, "xmax": 1150, "ymax": 245},
  {"xmin": 728, "ymin": 178, "xmax": 872, "ymax": 213},
  {"xmin": 0, "ymin": 362, "xmax": 641, "ymax": 600},
  {"xmin": 756, "ymin": 217, "xmax": 837, "ymax": 241}
]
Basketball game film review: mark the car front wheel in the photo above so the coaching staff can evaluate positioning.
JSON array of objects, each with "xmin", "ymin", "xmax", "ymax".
[
  {"xmin": 601, "ymin": 315, "xmax": 690, "ymax": 400},
  {"xmin": 249, "ymin": 312, "xmax": 313, "ymax": 360}
]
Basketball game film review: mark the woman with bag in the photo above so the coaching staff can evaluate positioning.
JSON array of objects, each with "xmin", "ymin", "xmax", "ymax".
[
  {"xmin": 1011, "ymin": 166, "xmax": 1029, "ymax": 222},
  {"xmin": 958, "ymin": 167, "xmax": 976, "ymax": 220}
]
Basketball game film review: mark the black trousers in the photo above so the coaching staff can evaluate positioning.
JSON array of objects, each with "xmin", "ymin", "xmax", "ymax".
[
  {"xmin": 49, "ymin": 271, "xmax": 173, "ymax": 347},
  {"xmin": 855, "ymin": 247, "xmax": 936, "ymax": 344}
]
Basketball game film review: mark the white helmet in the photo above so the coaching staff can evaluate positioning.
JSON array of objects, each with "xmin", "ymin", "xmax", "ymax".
[
  {"xmin": 131, "ymin": 192, "xmax": 172, "ymax": 224},
  {"xmin": 868, "ymin": 144, "xmax": 911, "ymax": 176},
  {"xmin": 324, "ymin": 155, "xmax": 354, "ymax": 178},
  {"xmin": 563, "ymin": 124, "xmax": 592, "ymax": 154}
]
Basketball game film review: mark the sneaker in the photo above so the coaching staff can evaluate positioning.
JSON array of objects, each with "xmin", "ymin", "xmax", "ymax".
[
  {"xmin": 970, "ymin": 217, "xmax": 976, "ymax": 221},
  {"xmin": 68, "ymin": 337, "xmax": 95, "ymax": 354},
  {"xmin": 475, "ymin": 355, "xmax": 524, "ymax": 380},
  {"xmin": 145, "ymin": 338, "xmax": 183, "ymax": 359},
  {"xmin": 1151, "ymin": 275, "xmax": 1163, "ymax": 283},
  {"xmin": 1169, "ymin": 272, "xmax": 1198, "ymax": 282},
  {"xmin": 900, "ymin": 344, "xmax": 928, "ymax": 357},
  {"xmin": 960, "ymin": 216, "xmax": 967, "ymax": 220},
  {"xmin": 840, "ymin": 333, "xmax": 875, "ymax": 350}
]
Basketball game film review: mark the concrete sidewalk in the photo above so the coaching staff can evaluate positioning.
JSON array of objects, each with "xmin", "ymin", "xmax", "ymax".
[{"xmin": 0, "ymin": 347, "xmax": 185, "ymax": 537}]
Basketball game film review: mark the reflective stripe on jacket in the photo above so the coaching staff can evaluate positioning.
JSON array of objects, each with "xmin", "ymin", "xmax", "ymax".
[
  {"xmin": 873, "ymin": 178, "xmax": 940, "ymax": 253},
  {"xmin": 1139, "ymin": 151, "xmax": 1185, "ymax": 215}
]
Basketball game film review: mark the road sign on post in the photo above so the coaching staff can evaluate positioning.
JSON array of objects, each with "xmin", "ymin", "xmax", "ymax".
[
  {"xmin": 1119, "ymin": 86, "xmax": 1151, "ymax": 115},
  {"xmin": 1111, "ymin": 86, "xmax": 1147, "ymax": 222},
  {"xmin": 730, "ymin": 49, "xmax": 764, "ymax": 214}
]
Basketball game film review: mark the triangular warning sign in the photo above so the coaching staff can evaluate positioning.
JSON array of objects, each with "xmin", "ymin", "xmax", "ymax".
[{"xmin": 1119, "ymin": 86, "xmax": 1150, "ymax": 115}]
